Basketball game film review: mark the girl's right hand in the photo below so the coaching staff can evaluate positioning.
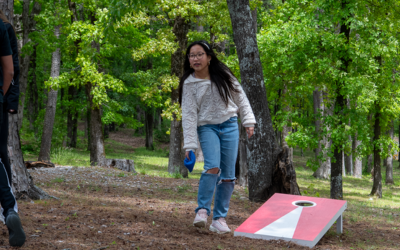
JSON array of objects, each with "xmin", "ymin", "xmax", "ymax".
[{"xmin": 185, "ymin": 151, "xmax": 191, "ymax": 160}]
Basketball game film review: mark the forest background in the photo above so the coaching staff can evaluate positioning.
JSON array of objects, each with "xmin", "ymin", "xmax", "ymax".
[
  {"xmin": 8, "ymin": 0, "xmax": 400, "ymax": 197},
  {"xmin": 0, "ymin": 0, "xmax": 399, "ymax": 249}
]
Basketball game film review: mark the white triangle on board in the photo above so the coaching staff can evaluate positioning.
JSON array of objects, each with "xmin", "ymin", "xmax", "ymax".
[{"xmin": 254, "ymin": 206, "xmax": 303, "ymax": 239}]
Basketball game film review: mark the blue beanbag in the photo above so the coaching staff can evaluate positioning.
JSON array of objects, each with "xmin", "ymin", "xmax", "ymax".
[{"xmin": 184, "ymin": 151, "xmax": 196, "ymax": 173}]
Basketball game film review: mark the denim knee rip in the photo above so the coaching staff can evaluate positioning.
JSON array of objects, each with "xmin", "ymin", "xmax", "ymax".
[
  {"xmin": 202, "ymin": 168, "xmax": 221, "ymax": 176},
  {"xmin": 217, "ymin": 178, "xmax": 236, "ymax": 185}
]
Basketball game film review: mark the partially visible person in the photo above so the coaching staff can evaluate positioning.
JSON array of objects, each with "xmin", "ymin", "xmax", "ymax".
[{"xmin": 0, "ymin": 9, "xmax": 25, "ymax": 247}]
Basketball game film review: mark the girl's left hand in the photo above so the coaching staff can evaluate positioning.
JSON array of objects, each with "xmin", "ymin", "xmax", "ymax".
[{"xmin": 246, "ymin": 127, "xmax": 254, "ymax": 138}]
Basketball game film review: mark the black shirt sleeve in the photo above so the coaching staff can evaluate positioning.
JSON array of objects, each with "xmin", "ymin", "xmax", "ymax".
[
  {"xmin": 4, "ymin": 23, "xmax": 19, "ymax": 114},
  {"xmin": 0, "ymin": 22, "xmax": 11, "ymax": 57}
]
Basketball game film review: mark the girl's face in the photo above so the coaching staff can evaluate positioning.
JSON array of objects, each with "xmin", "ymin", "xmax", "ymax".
[{"xmin": 189, "ymin": 45, "xmax": 211, "ymax": 73}]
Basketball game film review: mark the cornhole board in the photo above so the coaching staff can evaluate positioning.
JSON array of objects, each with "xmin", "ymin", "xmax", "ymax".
[{"xmin": 234, "ymin": 193, "xmax": 347, "ymax": 248}]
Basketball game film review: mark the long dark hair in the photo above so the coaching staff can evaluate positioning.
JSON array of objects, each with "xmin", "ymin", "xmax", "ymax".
[{"xmin": 178, "ymin": 40, "xmax": 239, "ymax": 106}]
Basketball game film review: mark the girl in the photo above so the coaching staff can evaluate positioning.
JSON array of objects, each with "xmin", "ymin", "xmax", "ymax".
[{"xmin": 179, "ymin": 41, "xmax": 255, "ymax": 234}]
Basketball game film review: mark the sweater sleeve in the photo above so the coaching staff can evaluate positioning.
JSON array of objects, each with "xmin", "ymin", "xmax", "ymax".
[
  {"xmin": 231, "ymin": 80, "xmax": 256, "ymax": 127},
  {"xmin": 182, "ymin": 82, "xmax": 198, "ymax": 151}
]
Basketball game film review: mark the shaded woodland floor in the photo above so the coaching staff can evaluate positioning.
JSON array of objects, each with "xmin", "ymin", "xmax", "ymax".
[{"xmin": 5, "ymin": 128, "xmax": 400, "ymax": 249}]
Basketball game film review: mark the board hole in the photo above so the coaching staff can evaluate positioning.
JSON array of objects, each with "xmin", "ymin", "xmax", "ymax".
[{"xmin": 293, "ymin": 201, "xmax": 316, "ymax": 207}]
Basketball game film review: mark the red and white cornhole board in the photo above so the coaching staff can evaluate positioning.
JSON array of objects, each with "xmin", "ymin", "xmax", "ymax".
[{"xmin": 234, "ymin": 194, "xmax": 347, "ymax": 248}]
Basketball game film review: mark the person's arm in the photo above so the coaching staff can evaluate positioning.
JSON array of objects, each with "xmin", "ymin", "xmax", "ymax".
[
  {"xmin": 6, "ymin": 23, "xmax": 20, "ymax": 113},
  {"xmin": 1, "ymin": 55, "xmax": 13, "ymax": 95},
  {"xmin": 231, "ymin": 80, "xmax": 256, "ymax": 138},
  {"xmin": 182, "ymin": 82, "xmax": 199, "ymax": 159}
]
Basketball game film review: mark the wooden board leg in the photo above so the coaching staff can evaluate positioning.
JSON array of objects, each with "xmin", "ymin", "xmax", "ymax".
[{"xmin": 336, "ymin": 214, "xmax": 343, "ymax": 234}]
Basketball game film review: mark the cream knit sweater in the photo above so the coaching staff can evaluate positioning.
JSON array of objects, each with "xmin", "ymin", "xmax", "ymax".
[{"xmin": 182, "ymin": 74, "xmax": 256, "ymax": 151}]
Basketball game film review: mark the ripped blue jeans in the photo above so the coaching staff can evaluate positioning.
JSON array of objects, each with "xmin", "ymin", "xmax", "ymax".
[{"xmin": 195, "ymin": 116, "xmax": 239, "ymax": 219}]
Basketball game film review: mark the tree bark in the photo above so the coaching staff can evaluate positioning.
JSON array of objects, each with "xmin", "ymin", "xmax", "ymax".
[
  {"xmin": 344, "ymin": 99, "xmax": 353, "ymax": 176},
  {"xmin": 366, "ymin": 154, "xmax": 373, "ymax": 173},
  {"xmin": 0, "ymin": 0, "xmax": 13, "ymax": 25},
  {"xmin": 331, "ymin": 0, "xmax": 350, "ymax": 200},
  {"xmin": 18, "ymin": 1, "xmax": 41, "ymax": 130},
  {"xmin": 313, "ymin": 89, "xmax": 332, "ymax": 179},
  {"xmin": 370, "ymin": 103, "xmax": 382, "ymax": 197},
  {"xmin": 5, "ymin": 0, "xmax": 50, "ymax": 200},
  {"xmin": 67, "ymin": 85, "xmax": 78, "ymax": 147},
  {"xmin": 145, "ymin": 110, "xmax": 154, "ymax": 150},
  {"xmin": 26, "ymin": 44, "xmax": 39, "ymax": 134},
  {"xmin": 38, "ymin": 25, "xmax": 61, "ymax": 162},
  {"xmin": 136, "ymin": 105, "xmax": 144, "ymax": 135},
  {"xmin": 281, "ymin": 85, "xmax": 293, "ymax": 162},
  {"xmin": 353, "ymin": 133, "xmax": 362, "ymax": 178},
  {"xmin": 227, "ymin": 0, "xmax": 299, "ymax": 202},
  {"xmin": 384, "ymin": 120, "xmax": 394, "ymax": 184},
  {"xmin": 168, "ymin": 16, "xmax": 189, "ymax": 177},
  {"xmin": 85, "ymin": 83, "xmax": 106, "ymax": 166},
  {"xmin": 237, "ymin": 122, "xmax": 248, "ymax": 186}
]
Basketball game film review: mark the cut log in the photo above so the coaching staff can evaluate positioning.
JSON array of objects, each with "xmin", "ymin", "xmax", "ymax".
[
  {"xmin": 106, "ymin": 159, "xmax": 135, "ymax": 173},
  {"xmin": 25, "ymin": 161, "xmax": 55, "ymax": 169}
]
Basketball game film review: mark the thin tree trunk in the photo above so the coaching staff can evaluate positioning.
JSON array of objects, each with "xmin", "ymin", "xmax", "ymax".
[
  {"xmin": 85, "ymin": 84, "xmax": 106, "ymax": 166},
  {"xmin": 371, "ymin": 111, "xmax": 382, "ymax": 195},
  {"xmin": 18, "ymin": 1, "xmax": 41, "ymax": 130},
  {"xmin": 26, "ymin": 44, "xmax": 39, "ymax": 134},
  {"xmin": 370, "ymin": 102, "xmax": 382, "ymax": 197},
  {"xmin": 237, "ymin": 122, "xmax": 248, "ymax": 186},
  {"xmin": 281, "ymin": 85, "xmax": 293, "ymax": 162},
  {"xmin": 67, "ymin": 85, "xmax": 78, "ymax": 147},
  {"xmin": 227, "ymin": 0, "xmax": 300, "ymax": 202},
  {"xmin": 353, "ymin": 133, "xmax": 362, "ymax": 178},
  {"xmin": 7, "ymin": 0, "xmax": 50, "ymax": 199},
  {"xmin": 145, "ymin": 110, "xmax": 154, "ymax": 150},
  {"xmin": 385, "ymin": 120, "xmax": 394, "ymax": 184},
  {"xmin": 168, "ymin": 16, "xmax": 189, "ymax": 178},
  {"xmin": 136, "ymin": 105, "xmax": 143, "ymax": 135},
  {"xmin": 345, "ymin": 99, "xmax": 353, "ymax": 175},
  {"xmin": 313, "ymin": 89, "xmax": 332, "ymax": 179},
  {"xmin": 38, "ymin": 25, "xmax": 61, "ymax": 162},
  {"xmin": 367, "ymin": 154, "xmax": 373, "ymax": 173},
  {"xmin": 331, "ymin": 0, "xmax": 350, "ymax": 200}
]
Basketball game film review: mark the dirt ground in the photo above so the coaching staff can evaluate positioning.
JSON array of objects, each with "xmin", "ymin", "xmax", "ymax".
[
  {"xmin": 2, "ymin": 130, "xmax": 400, "ymax": 249},
  {"xmin": 0, "ymin": 165, "xmax": 397, "ymax": 250}
]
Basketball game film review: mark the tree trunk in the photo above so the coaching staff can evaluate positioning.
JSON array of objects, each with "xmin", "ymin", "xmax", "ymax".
[
  {"xmin": 6, "ymin": 0, "xmax": 50, "ymax": 199},
  {"xmin": 103, "ymin": 124, "xmax": 109, "ymax": 139},
  {"xmin": 237, "ymin": 122, "xmax": 248, "ymax": 186},
  {"xmin": 67, "ymin": 85, "xmax": 78, "ymax": 147},
  {"xmin": 344, "ymin": 99, "xmax": 353, "ymax": 176},
  {"xmin": 38, "ymin": 25, "xmax": 61, "ymax": 162},
  {"xmin": 366, "ymin": 154, "xmax": 373, "ymax": 173},
  {"xmin": 26, "ymin": 44, "xmax": 39, "ymax": 134},
  {"xmin": 331, "ymin": 0, "xmax": 350, "ymax": 200},
  {"xmin": 0, "ymin": 0, "xmax": 13, "ymax": 24},
  {"xmin": 136, "ymin": 105, "xmax": 143, "ymax": 135},
  {"xmin": 227, "ymin": 0, "xmax": 300, "ymax": 202},
  {"xmin": 370, "ymin": 102, "xmax": 382, "ymax": 197},
  {"xmin": 281, "ymin": 85, "xmax": 293, "ymax": 162},
  {"xmin": 168, "ymin": 16, "xmax": 189, "ymax": 178},
  {"xmin": 384, "ymin": 120, "xmax": 394, "ymax": 184},
  {"xmin": 313, "ymin": 89, "xmax": 332, "ymax": 179},
  {"xmin": 353, "ymin": 133, "xmax": 362, "ymax": 178},
  {"xmin": 398, "ymin": 116, "xmax": 400, "ymax": 166},
  {"xmin": 85, "ymin": 83, "xmax": 106, "ymax": 166},
  {"xmin": 145, "ymin": 110, "xmax": 154, "ymax": 150}
]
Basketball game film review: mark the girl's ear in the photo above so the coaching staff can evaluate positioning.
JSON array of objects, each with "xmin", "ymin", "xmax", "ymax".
[{"xmin": 207, "ymin": 55, "xmax": 212, "ymax": 61}]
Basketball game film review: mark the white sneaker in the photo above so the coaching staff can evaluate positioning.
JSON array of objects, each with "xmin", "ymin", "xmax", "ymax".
[
  {"xmin": 209, "ymin": 217, "xmax": 231, "ymax": 234},
  {"xmin": 193, "ymin": 209, "xmax": 208, "ymax": 228}
]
